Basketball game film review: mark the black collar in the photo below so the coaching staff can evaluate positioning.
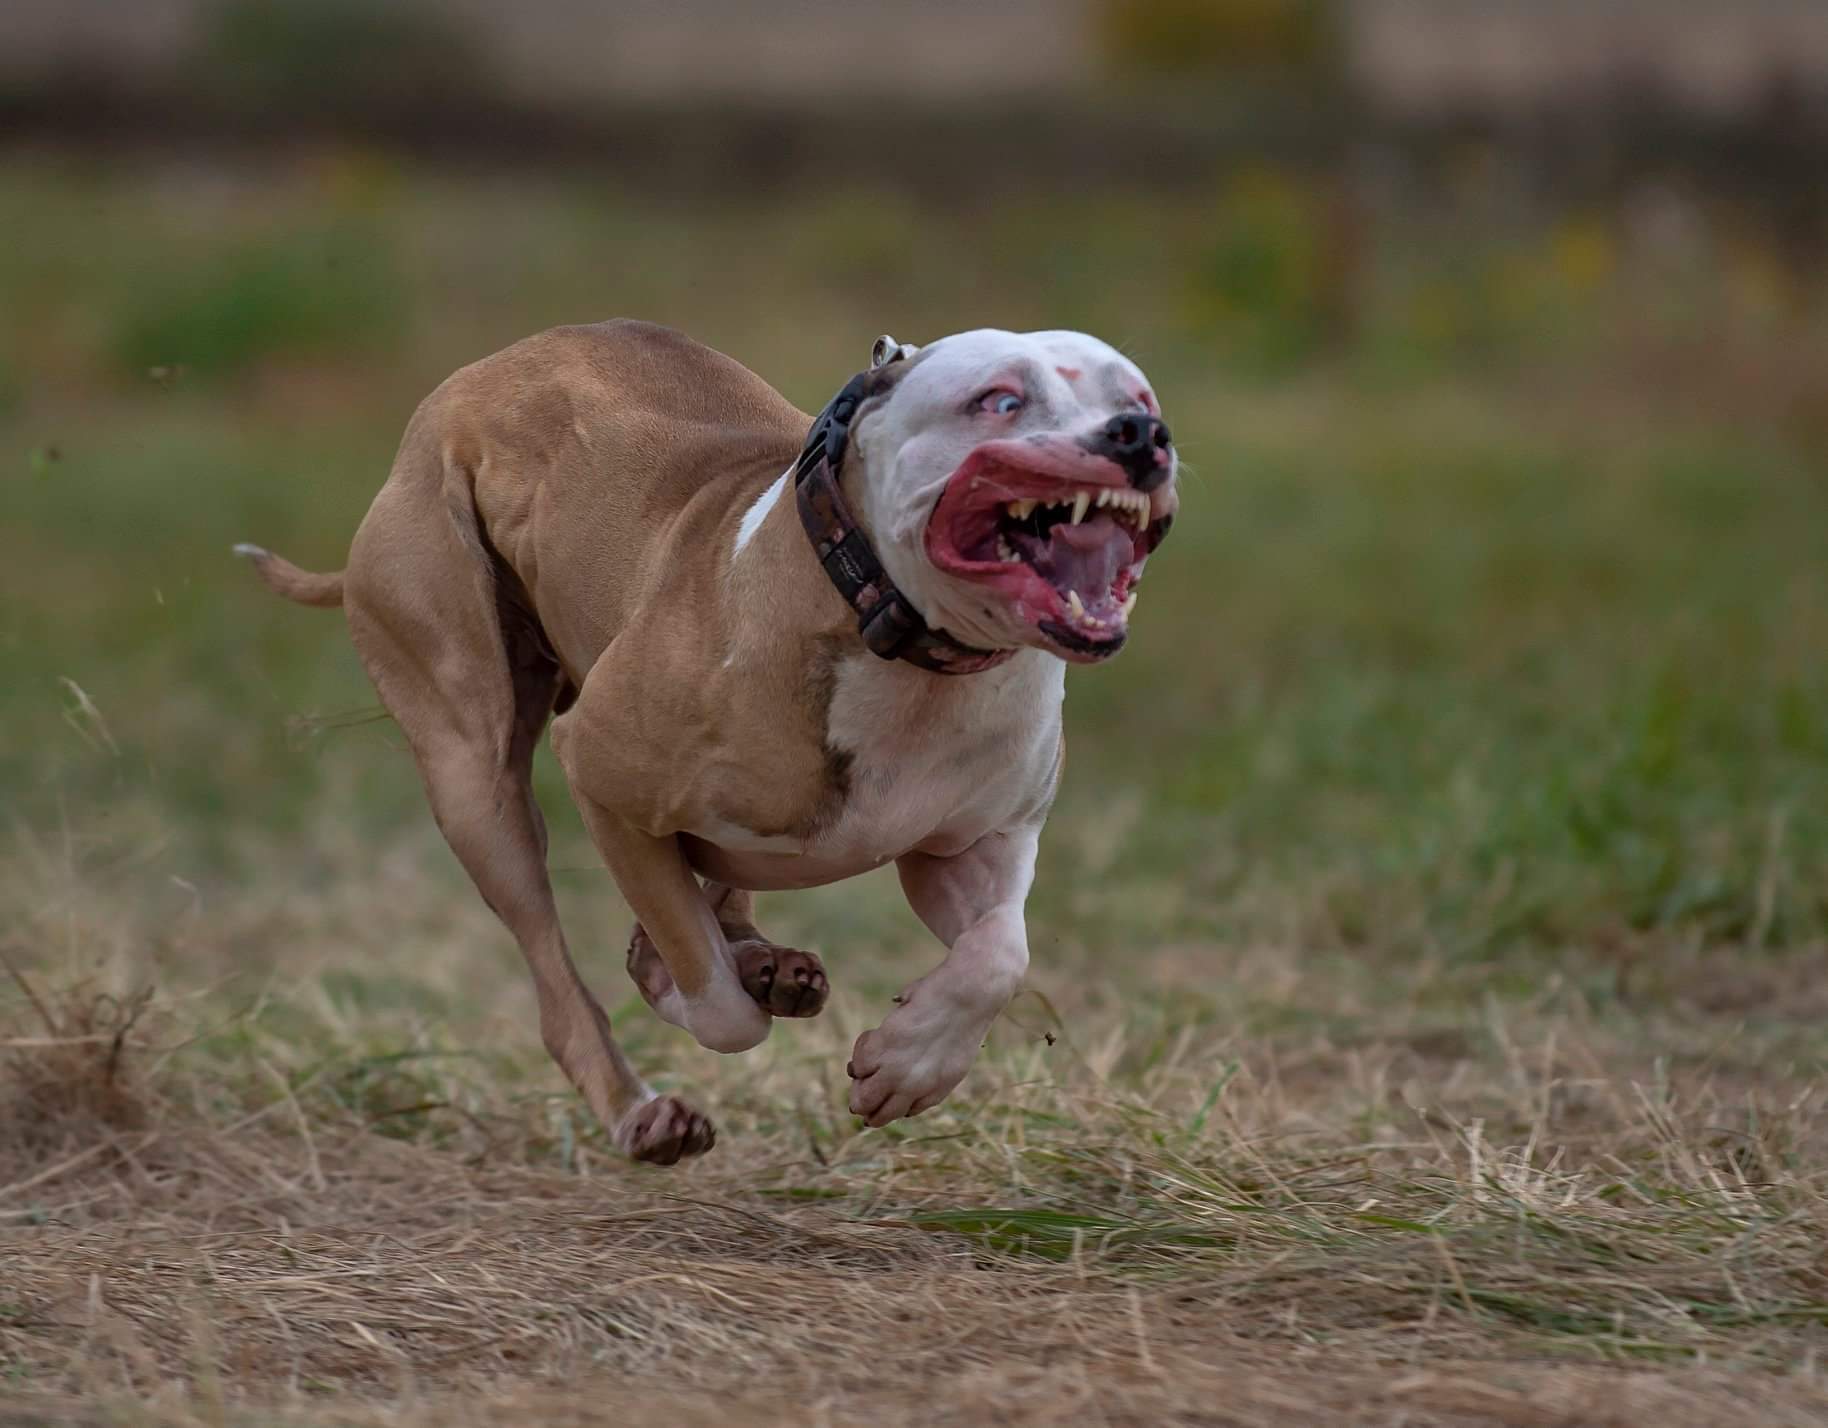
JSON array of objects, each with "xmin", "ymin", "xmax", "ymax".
[{"xmin": 793, "ymin": 367, "xmax": 1014, "ymax": 676}]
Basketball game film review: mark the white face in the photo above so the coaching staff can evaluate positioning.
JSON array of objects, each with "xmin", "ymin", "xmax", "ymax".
[{"xmin": 848, "ymin": 329, "xmax": 1177, "ymax": 663}]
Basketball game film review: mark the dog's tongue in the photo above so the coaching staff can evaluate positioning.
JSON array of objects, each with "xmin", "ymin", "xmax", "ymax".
[{"xmin": 1044, "ymin": 515, "xmax": 1131, "ymax": 599}]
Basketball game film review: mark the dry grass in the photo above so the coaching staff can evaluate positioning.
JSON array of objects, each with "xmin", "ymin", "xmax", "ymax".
[{"xmin": 6, "ymin": 818, "xmax": 1828, "ymax": 1427}]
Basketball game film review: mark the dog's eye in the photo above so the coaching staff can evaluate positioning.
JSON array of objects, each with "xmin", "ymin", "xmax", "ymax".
[{"xmin": 978, "ymin": 390, "xmax": 1024, "ymax": 416}]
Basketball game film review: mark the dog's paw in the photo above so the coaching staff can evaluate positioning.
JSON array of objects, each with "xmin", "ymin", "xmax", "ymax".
[
  {"xmin": 845, "ymin": 1003, "xmax": 986, "ymax": 1127},
  {"xmin": 734, "ymin": 940, "xmax": 829, "ymax": 1018},
  {"xmin": 615, "ymin": 1094, "xmax": 715, "ymax": 1165}
]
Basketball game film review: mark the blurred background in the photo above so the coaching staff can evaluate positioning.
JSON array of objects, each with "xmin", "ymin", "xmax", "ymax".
[{"xmin": 4, "ymin": 0, "xmax": 1827, "ymax": 1041}]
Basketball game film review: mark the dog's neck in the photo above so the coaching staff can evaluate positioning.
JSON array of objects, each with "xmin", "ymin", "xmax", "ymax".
[
  {"xmin": 793, "ymin": 444, "xmax": 1014, "ymax": 676},
  {"xmin": 727, "ymin": 457, "xmax": 1036, "ymax": 686},
  {"xmin": 731, "ymin": 473, "xmax": 1062, "ymax": 758},
  {"xmin": 774, "ymin": 365, "xmax": 1011, "ymax": 676}
]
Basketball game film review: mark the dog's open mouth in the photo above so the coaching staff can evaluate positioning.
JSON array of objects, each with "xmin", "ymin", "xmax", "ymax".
[{"xmin": 924, "ymin": 442, "xmax": 1172, "ymax": 661}]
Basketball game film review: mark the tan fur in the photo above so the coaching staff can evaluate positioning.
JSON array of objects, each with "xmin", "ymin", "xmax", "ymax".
[
  {"xmin": 245, "ymin": 319, "xmax": 1165, "ymax": 1162},
  {"xmin": 249, "ymin": 322, "xmax": 875, "ymax": 1160},
  {"xmin": 235, "ymin": 545, "xmax": 345, "ymax": 607}
]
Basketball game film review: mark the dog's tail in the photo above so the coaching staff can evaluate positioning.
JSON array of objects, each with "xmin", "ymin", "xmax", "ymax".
[{"xmin": 232, "ymin": 543, "xmax": 345, "ymax": 609}]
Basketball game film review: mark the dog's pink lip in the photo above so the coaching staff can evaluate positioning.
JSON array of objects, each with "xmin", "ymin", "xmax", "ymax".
[
  {"xmin": 923, "ymin": 439, "xmax": 1170, "ymax": 663},
  {"xmin": 940, "ymin": 438, "xmax": 1137, "ymax": 501}
]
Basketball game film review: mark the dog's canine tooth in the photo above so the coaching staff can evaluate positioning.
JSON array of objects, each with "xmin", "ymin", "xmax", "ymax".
[
  {"xmin": 1071, "ymin": 491, "xmax": 1091, "ymax": 525},
  {"xmin": 1066, "ymin": 589, "xmax": 1085, "ymax": 619},
  {"xmin": 1120, "ymin": 592, "xmax": 1137, "ymax": 619}
]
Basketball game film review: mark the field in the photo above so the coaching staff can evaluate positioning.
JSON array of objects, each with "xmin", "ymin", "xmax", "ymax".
[{"xmin": 4, "ymin": 152, "xmax": 1828, "ymax": 1424}]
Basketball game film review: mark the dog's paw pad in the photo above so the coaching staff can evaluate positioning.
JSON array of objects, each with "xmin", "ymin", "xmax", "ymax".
[
  {"xmin": 735, "ymin": 942, "xmax": 829, "ymax": 1018},
  {"xmin": 616, "ymin": 1094, "xmax": 715, "ymax": 1165}
]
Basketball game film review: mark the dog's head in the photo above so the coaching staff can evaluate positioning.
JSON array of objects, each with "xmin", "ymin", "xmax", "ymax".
[{"xmin": 844, "ymin": 329, "xmax": 1176, "ymax": 664}]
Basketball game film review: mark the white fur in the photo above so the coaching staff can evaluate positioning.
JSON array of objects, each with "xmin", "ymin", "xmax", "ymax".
[
  {"xmin": 848, "ymin": 329, "xmax": 1168, "ymax": 652},
  {"xmin": 691, "ymin": 329, "xmax": 1169, "ymax": 1124},
  {"xmin": 702, "ymin": 327, "xmax": 1166, "ymax": 883},
  {"xmin": 819, "ymin": 650, "xmax": 1064, "ymax": 860},
  {"xmin": 733, "ymin": 467, "xmax": 790, "ymax": 557},
  {"xmin": 846, "ymin": 825, "xmax": 1039, "ymax": 1124},
  {"xmin": 687, "ymin": 649, "xmax": 1063, "ymax": 888},
  {"xmin": 697, "ymin": 814, "xmax": 800, "ymax": 856}
]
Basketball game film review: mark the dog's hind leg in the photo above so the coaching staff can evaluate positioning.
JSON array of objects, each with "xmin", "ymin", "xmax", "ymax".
[
  {"xmin": 627, "ymin": 882, "xmax": 830, "ymax": 1019},
  {"xmin": 343, "ymin": 463, "xmax": 713, "ymax": 1165}
]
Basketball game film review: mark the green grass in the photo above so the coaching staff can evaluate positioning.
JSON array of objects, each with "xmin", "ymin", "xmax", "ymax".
[{"xmin": 4, "ymin": 154, "xmax": 1828, "ymax": 1424}]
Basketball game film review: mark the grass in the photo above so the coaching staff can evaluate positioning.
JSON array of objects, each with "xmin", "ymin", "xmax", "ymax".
[{"xmin": 4, "ymin": 152, "xmax": 1828, "ymax": 1423}]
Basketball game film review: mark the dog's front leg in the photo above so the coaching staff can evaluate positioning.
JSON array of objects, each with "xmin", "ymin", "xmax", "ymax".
[
  {"xmin": 572, "ymin": 795, "xmax": 773, "ymax": 1055},
  {"xmin": 573, "ymin": 792, "xmax": 774, "ymax": 1054},
  {"xmin": 848, "ymin": 826, "xmax": 1039, "ymax": 1126},
  {"xmin": 552, "ymin": 715, "xmax": 771, "ymax": 1056}
]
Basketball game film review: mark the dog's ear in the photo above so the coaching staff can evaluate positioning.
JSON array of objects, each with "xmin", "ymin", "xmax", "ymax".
[{"xmin": 871, "ymin": 334, "xmax": 919, "ymax": 369}]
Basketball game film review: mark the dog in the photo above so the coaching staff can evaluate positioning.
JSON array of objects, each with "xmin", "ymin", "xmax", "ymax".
[{"xmin": 239, "ymin": 321, "xmax": 1176, "ymax": 1164}]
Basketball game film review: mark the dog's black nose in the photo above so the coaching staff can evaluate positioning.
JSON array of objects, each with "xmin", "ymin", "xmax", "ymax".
[{"xmin": 1094, "ymin": 413, "xmax": 1173, "ymax": 491}]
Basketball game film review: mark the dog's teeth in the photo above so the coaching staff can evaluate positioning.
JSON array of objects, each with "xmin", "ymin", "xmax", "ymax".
[
  {"xmin": 1009, "ymin": 499, "xmax": 1037, "ymax": 520},
  {"xmin": 1071, "ymin": 491, "xmax": 1091, "ymax": 525},
  {"xmin": 998, "ymin": 538, "xmax": 1016, "ymax": 563},
  {"xmin": 1066, "ymin": 589, "xmax": 1085, "ymax": 620},
  {"xmin": 1096, "ymin": 489, "xmax": 1112, "ymax": 508},
  {"xmin": 1120, "ymin": 592, "xmax": 1137, "ymax": 619}
]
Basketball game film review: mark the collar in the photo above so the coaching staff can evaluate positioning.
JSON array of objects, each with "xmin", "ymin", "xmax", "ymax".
[{"xmin": 793, "ymin": 367, "xmax": 1015, "ymax": 676}]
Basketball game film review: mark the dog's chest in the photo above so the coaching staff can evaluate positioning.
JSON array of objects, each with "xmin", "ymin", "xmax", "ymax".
[
  {"xmin": 691, "ymin": 652, "xmax": 1063, "ymax": 886},
  {"xmin": 824, "ymin": 652, "xmax": 1062, "ymax": 851}
]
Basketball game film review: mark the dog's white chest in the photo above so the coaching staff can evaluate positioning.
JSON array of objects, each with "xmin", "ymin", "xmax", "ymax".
[
  {"xmin": 821, "ymin": 651, "xmax": 1063, "ymax": 858},
  {"xmin": 688, "ymin": 652, "xmax": 1063, "ymax": 887}
]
